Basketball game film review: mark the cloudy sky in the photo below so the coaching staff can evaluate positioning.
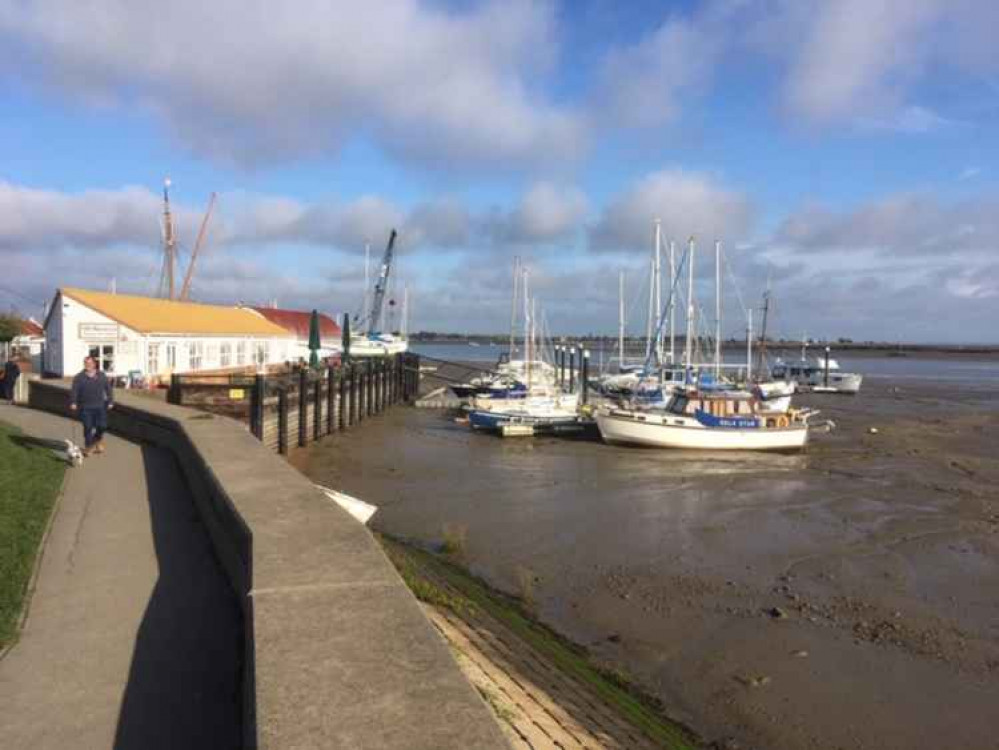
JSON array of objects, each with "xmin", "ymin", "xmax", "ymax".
[{"xmin": 1, "ymin": 0, "xmax": 998, "ymax": 342}]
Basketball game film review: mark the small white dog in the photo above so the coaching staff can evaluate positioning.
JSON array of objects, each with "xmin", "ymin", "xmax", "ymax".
[{"xmin": 61, "ymin": 439, "xmax": 85, "ymax": 467}]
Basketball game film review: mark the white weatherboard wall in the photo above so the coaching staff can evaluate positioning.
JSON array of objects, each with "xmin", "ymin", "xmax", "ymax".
[{"xmin": 45, "ymin": 292, "xmax": 295, "ymax": 379}]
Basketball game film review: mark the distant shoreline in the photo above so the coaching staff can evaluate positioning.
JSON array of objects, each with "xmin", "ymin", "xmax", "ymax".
[{"xmin": 410, "ymin": 337, "xmax": 999, "ymax": 357}]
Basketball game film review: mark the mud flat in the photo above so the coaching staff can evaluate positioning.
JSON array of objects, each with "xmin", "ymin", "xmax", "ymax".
[{"xmin": 293, "ymin": 377, "xmax": 999, "ymax": 750}]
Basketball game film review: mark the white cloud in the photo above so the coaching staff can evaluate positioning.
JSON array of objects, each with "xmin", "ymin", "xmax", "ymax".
[
  {"xmin": 0, "ymin": 0, "xmax": 585, "ymax": 170},
  {"xmin": 489, "ymin": 182, "xmax": 588, "ymax": 245},
  {"xmin": 754, "ymin": 0, "xmax": 998, "ymax": 128},
  {"xmin": 860, "ymin": 105, "xmax": 960, "ymax": 134},
  {"xmin": 959, "ymin": 166, "xmax": 983, "ymax": 181},
  {"xmin": 589, "ymin": 169, "xmax": 753, "ymax": 252},
  {"xmin": 593, "ymin": 8, "xmax": 727, "ymax": 129},
  {"xmin": 772, "ymin": 192, "xmax": 999, "ymax": 257},
  {"xmin": 778, "ymin": 0, "xmax": 941, "ymax": 124},
  {"xmin": 0, "ymin": 181, "xmax": 203, "ymax": 251}
]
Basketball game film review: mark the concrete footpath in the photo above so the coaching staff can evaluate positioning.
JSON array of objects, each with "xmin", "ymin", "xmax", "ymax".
[{"xmin": 0, "ymin": 404, "xmax": 242, "ymax": 750}]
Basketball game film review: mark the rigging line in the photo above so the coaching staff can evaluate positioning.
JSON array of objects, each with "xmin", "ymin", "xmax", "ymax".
[
  {"xmin": 721, "ymin": 245, "xmax": 749, "ymax": 321},
  {"xmin": 0, "ymin": 283, "xmax": 46, "ymax": 308},
  {"xmin": 641, "ymin": 242, "xmax": 690, "ymax": 374}
]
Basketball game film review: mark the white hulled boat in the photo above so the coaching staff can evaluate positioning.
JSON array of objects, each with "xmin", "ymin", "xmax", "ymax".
[
  {"xmin": 772, "ymin": 348, "xmax": 862, "ymax": 394},
  {"xmin": 596, "ymin": 388, "xmax": 826, "ymax": 451}
]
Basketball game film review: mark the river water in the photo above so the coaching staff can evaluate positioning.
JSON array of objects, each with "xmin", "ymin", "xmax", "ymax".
[{"xmin": 412, "ymin": 342, "xmax": 999, "ymax": 386}]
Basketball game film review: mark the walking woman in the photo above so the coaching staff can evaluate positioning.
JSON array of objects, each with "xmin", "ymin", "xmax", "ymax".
[{"xmin": 70, "ymin": 355, "xmax": 114, "ymax": 456}]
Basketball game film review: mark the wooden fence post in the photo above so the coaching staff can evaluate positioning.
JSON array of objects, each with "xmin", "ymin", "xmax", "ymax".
[
  {"xmin": 168, "ymin": 374, "xmax": 182, "ymax": 405},
  {"xmin": 327, "ymin": 367, "xmax": 336, "ymax": 434},
  {"xmin": 251, "ymin": 374, "xmax": 265, "ymax": 440},
  {"xmin": 339, "ymin": 368, "xmax": 348, "ymax": 428},
  {"xmin": 356, "ymin": 364, "xmax": 364, "ymax": 423},
  {"xmin": 298, "ymin": 368, "xmax": 308, "ymax": 447},
  {"xmin": 313, "ymin": 372, "xmax": 322, "ymax": 441},
  {"xmin": 278, "ymin": 388, "xmax": 289, "ymax": 455}
]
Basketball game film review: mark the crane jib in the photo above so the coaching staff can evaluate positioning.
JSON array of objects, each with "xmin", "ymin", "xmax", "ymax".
[{"xmin": 367, "ymin": 229, "xmax": 398, "ymax": 333}]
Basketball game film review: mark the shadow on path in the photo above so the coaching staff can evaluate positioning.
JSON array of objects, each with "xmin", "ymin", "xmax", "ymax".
[{"xmin": 113, "ymin": 446, "xmax": 243, "ymax": 750}]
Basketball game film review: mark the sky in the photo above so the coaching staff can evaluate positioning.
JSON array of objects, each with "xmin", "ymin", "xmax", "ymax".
[{"xmin": 1, "ymin": 0, "xmax": 998, "ymax": 343}]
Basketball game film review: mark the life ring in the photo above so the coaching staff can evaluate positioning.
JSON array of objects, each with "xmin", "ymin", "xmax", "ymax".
[{"xmin": 776, "ymin": 415, "xmax": 790, "ymax": 429}]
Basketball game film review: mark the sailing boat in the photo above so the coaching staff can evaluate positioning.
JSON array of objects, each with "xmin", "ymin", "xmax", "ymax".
[
  {"xmin": 351, "ymin": 230, "xmax": 409, "ymax": 357},
  {"xmin": 595, "ymin": 238, "xmax": 828, "ymax": 451},
  {"xmin": 467, "ymin": 269, "xmax": 581, "ymax": 436}
]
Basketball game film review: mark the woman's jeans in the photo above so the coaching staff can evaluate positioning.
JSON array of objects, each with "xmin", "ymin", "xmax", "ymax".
[{"xmin": 79, "ymin": 407, "xmax": 108, "ymax": 448}]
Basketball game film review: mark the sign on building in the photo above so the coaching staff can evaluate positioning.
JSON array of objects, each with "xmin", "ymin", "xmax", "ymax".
[{"xmin": 78, "ymin": 323, "xmax": 119, "ymax": 340}]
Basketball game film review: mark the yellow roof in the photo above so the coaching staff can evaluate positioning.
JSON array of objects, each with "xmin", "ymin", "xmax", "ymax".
[{"xmin": 61, "ymin": 287, "xmax": 292, "ymax": 337}]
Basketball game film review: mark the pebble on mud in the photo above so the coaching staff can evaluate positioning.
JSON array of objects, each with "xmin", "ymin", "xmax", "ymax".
[{"xmin": 767, "ymin": 606, "xmax": 789, "ymax": 620}]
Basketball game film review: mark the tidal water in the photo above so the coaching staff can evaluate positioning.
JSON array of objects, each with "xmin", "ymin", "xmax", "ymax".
[{"xmin": 412, "ymin": 341, "xmax": 999, "ymax": 386}]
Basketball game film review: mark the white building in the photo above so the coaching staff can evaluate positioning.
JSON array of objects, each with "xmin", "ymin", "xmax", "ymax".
[{"xmin": 44, "ymin": 287, "xmax": 296, "ymax": 381}]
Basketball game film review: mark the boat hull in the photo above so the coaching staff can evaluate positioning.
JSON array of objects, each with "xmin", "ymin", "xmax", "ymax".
[{"xmin": 595, "ymin": 410, "xmax": 809, "ymax": 451}]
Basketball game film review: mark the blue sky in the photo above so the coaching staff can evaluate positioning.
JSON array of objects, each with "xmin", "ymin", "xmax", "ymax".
[{"xmin": 1, "ymin": 0, "xmax": 998, "ymax": 342}]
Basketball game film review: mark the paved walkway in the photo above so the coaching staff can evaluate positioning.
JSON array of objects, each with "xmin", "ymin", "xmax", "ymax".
[{"xmin": 0, "ymin": 404, "xmax": 242, "ymax": 750}]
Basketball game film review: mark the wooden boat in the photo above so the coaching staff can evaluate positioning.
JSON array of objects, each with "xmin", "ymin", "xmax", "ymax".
[{"xmin": 595, "ymin": 389, "xmax": 828, "ymax": 451}]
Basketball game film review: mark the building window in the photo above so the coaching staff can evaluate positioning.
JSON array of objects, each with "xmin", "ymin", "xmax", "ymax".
[
  {"xmin": 148, "ymin": 343, "xmax": 160, "ymax": 374},
  {"xmin": 255, "ymin": 342, "xmax": 269, "ymax": 366},
  {"xmin": 220, "ymin": 343, "xmax": 232, "ymax": 368},
  {"xmin": 206, "ymin": 343, "xmax": 218, "ymax": 368},
  {"xmin": 236, "ymin": 341, "xmax": 246, "ymax": 366},
  {"xmin": 87, "ymin": 344, "xmax": 115, "ymax": 373},
  {"xmin": 189, "ymin": 341, "xmax": 204, "ymax": 371}
]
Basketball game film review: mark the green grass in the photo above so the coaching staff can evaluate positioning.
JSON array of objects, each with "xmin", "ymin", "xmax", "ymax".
[
  {"xmin": 380, "ymin": 535, "xmax": 701, "ymax": 749},
  {"xmin": 0, "ymin": 421, "xmax": 66, "ymax": 648}
]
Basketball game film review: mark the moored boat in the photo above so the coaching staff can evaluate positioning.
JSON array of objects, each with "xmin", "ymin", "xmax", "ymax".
[{"xmin": 595, "ymin": 389, "xmax": 828, "ymax": 451}]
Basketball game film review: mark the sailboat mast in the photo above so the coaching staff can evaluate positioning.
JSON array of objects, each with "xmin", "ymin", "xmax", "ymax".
[
  {"xmin": 715, "ymin": 240, "xmax": 722, "ymax": 377},
  {"xmin": 363, "ymin": 243, "xmax": 370, "ymax": 330},
  {"xmin": 523, "ymin": 267, "xmax": 531, "ymax": 393},
  {"xmin": 401, "ymin": 284, "xmax": 409, "ymax": 339},
  {"xmin": 685, "ymin": 237, "xmax": 696, "ymax": 378},
  {"xmin": 618, "ymin": 270, "xmax": 625, "ymax": 368},
  {"xmin": 509, "ymin": 256, "xmax": 521, "ymax": 359},
  {"xmin": 757, "ymin": 287, "xmax": 770, "ymax": 374},
  {"xmin": 645, "ymin": 254, "xmax": 655, "ymax": 360},
  {"xmin": 654, "ymin": 220, "xmax": 662, "ymax": 365},
  {"xmin": 746, "ymin": 308, "xmax": 753, "ymax": 383},
  {"xmin": 161, "ymin": 178, "xmax": 176, "ymax": 300},
  {"xmin": 668, "ymin": 240, "xmax": 676, "ymax": 364}
]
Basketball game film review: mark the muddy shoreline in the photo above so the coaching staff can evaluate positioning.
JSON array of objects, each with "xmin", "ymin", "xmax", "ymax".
[{"xmin": 293, "ymin": 378, "xmax": 999, "ymax": 750}]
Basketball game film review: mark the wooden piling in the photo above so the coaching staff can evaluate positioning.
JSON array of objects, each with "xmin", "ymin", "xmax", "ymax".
[
  {"xmin": 327, "ymin": 367, "xmax": 336, "ymax": 433},
  {"xmin": 313, "ymin": 372, "xmax": 322, "ymax": 440},
  {"xmin": 298, "ymin": 368, "xmax": 308, "ymax": 447},
  {"xmin": 251, "ymin": 374, "xmax": 265, "ymax": 440},
  {"xmin": 278, "ymin": 387, "xmax": 289, "ymax": 454}
]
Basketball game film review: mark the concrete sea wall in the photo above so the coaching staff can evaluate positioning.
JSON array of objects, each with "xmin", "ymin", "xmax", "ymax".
[{"xmin": 28, "ymin": 380, "xmax": 507, "ymax": 749}]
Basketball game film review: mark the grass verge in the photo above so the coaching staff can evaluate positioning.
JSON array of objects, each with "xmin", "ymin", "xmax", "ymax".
[
  {"xmin": 380, "ymin": 534, "xmax": 700, "ymax": 749},
  {"xmin": 0, "ymin": 421, "xmax": 66, "ymax": 648}
]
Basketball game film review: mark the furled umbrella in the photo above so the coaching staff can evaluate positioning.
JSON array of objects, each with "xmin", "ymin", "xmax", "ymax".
[
  {"xmin": 308, "ymin": 309, "xmax": 321, "ymax": 369},
  {"xmin": 342, "ymin": 313, "xmax": 351, "ymax": 364}
]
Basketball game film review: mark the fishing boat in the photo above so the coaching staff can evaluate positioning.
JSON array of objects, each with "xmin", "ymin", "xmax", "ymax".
[
  {"xmin": 595, "ymin": 388, "xmax": 828, "ymax": 451},
  {"xmin": 772, "ymin": 346, "xmax": 862, "ymax": 394}
]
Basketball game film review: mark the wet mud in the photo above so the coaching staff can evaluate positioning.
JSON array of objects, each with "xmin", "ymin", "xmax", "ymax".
[{"xmin": 293, "ymin": 377, "xmax": 999, "ymax": 750}]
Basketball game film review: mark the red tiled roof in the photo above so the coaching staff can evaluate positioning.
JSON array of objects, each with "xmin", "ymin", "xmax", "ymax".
[
  {"xmin": 249, "ymin": 307, "xmax": 341, "ymax": 341},
  {"xmin": 19, "ymin": 319, "xmax": 44, "ymax": 337}
]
